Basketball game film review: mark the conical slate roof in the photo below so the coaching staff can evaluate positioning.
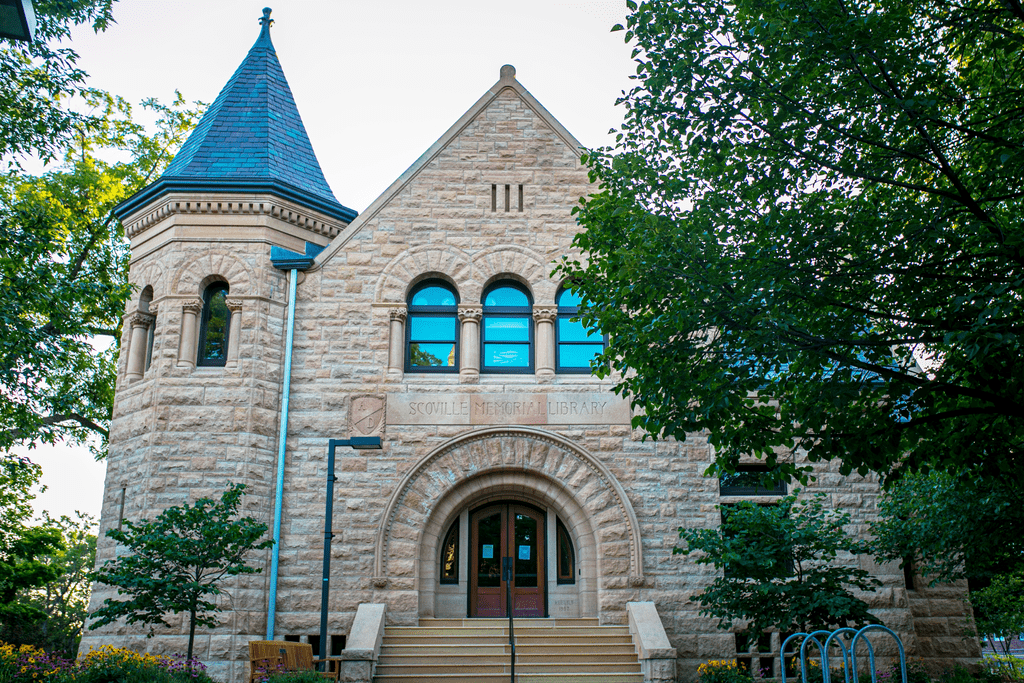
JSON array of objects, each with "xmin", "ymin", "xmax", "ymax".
[{"xmin": 116, "ymin": 8, "xmax": 356, "ymax": 223}]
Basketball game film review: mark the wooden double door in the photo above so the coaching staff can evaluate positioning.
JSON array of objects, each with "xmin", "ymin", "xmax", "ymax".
[{"xmin": 470, "ymin": 502, "xmax": 545, "ymax": 617}]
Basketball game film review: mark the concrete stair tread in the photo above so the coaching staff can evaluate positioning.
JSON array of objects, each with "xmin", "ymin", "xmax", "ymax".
[{"xmin": 373, "ymin": 618, "xmax": 642, "ymax": 683}]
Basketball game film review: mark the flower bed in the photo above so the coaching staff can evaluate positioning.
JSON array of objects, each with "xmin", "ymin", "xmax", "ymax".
[{"xmin": 0, "ymin": 642, "xmax": 216, "ymax": 683}]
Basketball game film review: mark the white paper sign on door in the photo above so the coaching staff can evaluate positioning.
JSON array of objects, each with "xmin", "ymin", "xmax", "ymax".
[
  {"xmin": 518, "ymin": 545, "xmax": 530, "ymax": 560},
  {"xmin": 482, "ymin": 545, "xmax": 494, "ymax": 559}
]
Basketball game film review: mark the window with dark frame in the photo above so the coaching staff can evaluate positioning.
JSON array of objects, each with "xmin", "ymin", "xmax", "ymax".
[
  {"xmin": 197, "ymin": 283, "xmax": 230, "ymax": 366},
  {"xmin": 719, "ymin": 464, "xmax": 788, "ymax": 496},
  {"xmin": 555, "ymin": 286, "xmax": 605, "ymax": 373},
  {"xmin": 406, "ymin": 281, "xmax": 459, "ymax": 373},
  {"xmin": 556, "ymin": 518, "xmax": 576, "ymax": 584},
  {"xmin": 481, "ymin": 281, "xmax": 533, "ymax": 373},
  {"xmin": 440, "ymin": 519, "xmax": 459, "ymax": 584}
]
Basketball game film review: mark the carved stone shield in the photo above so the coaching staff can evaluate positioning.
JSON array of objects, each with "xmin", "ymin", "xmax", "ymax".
[{"xmin": 350, "ymin": 395, "xmax": 385, "ymax": 436}]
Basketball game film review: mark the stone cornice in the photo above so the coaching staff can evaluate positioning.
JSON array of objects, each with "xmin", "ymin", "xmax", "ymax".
[{"xmin": 121, "ymin": 193, "xmax": 346, "ymax": 241}]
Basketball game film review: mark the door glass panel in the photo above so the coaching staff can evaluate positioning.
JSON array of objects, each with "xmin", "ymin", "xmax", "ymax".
[
  {"xmin": 513, "ymin": 512, "xmax": 538, "ymax": 588},
  {"xmin": 477, "ymin": 512, "xmax": 501, "ymax": 588}
]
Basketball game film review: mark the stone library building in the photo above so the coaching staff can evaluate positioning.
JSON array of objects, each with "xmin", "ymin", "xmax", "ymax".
[{"xmin": 83, "ymin": 11, "xmax": 975, "ymax": 683}]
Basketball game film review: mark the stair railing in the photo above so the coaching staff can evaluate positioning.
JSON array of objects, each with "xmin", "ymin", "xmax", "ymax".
[{"xmin": 503, "ymin": 557, "xmax": 516, "ymax": 683}]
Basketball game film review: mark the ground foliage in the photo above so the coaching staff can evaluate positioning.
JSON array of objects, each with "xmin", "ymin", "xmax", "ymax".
[
  {"xmin": 0, "ymin": 459, "xmax": 63, "ymax": 633},
  {"xmin": 0, "ymin": 513, "xmax": 96, "ymax": 657},
  {"xmin": 0, "ymin": 90, "xmax": 202, "ymax": 458},
  {"xmin": 872, "ymin": 469, "xmax": 1024, "ymax": 584},
  {"xmin": 557, "ymin": 0, "xmax": 1024, "ymax": 484},
  {"xmin": 675, "ymin": 494, "xmax": 879, "ymax": 639},
  {"xmin": 90, "ymin": 484, "xmax": 273, "ymax": 663}
]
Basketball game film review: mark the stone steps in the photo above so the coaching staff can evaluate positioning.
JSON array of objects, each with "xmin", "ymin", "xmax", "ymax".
[{"xmin": 373, "ymin": 618, "xmax": 643, "ymax": 683}]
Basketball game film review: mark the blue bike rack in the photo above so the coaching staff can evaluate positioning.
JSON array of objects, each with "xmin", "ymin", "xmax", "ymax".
[{"xmin": 780, "ymin": 625, "xmax": 906, "ymax": 683}]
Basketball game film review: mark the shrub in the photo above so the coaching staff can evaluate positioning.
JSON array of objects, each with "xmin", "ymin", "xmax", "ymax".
[{"xmin": 983, "ymin": 656, "xmax": 1024, "ymax": 683}]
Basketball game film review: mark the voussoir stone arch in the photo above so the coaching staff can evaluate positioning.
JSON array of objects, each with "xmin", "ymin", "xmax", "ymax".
[
  {"xmin": 375, "ymin": 245, "xmax": 474, "ymax": 304},
  {"xmin": 468, "ymin": 245, "xmax": 555, "ymax": 304},
  {"xmin": 374, "ymin": 427, "xmax": 644, "ymax": 588},
  {"xmin": 171, "ymin": 253, "xmax": 255, "ymax": 297},
  {"xmin": 128, "ymin": 261, "xmax": 165, "ymax": 308}
]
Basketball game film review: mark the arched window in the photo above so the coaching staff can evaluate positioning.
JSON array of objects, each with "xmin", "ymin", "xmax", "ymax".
[
  {"xmin": 197, "ymin": 283, "xmax": 230, "ymax": 367},
  {"xmin": 556, "ymin": 518, "xmax": 575, "ymax": 584},
  {"xmin": 481, "ymin": 281, "xmax": 532, "ymax": 373},
  {"xmin": 440, "ymin": 519, "xmax": 459, "ymax": 584},
  {"xmin": 139, "ymin": 285, "xmax": 155, "ymax": 371},
  {"xmin": 406, "ymin": 281, "xmax": 459, "ymax": 373},
  {"xmin": 556, "ymin": 286, "xmax": 605, "ymax": 373}
]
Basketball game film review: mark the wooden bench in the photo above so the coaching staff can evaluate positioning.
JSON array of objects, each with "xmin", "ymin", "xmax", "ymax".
[{"xmin": 248, "ymin": 641, "xmax": 339, "ymax": 682}]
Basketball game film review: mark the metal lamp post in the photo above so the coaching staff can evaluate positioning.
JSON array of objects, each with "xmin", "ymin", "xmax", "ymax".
[{"xmin": 319, "ymin": 436, "xmax": 382, "ymax": 668}]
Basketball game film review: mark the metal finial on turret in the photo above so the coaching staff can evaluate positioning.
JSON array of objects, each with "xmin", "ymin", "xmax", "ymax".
[{"xmin": 258, "ymin": 7, "xmax": 273, "ymax": 36}]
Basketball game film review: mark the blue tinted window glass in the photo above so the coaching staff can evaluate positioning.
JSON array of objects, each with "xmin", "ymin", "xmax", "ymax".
[
  {"xmin": 559, "ymin": 344, "xmax": 604, "ymax": 368},
  {"xmin": 484, "ymin": 317, "xmax": 529, "ymax": 342},
  {"xmin": 483, "ymin": 344, "xmax": 530, "ymax": 367},
  {"xmin": 410, "ymin": 316, "xmax": 457, "ymax": 341},
  {"xmin": 411, "ymin": 285, "xmax": 457, "ymax": 307},
  {"xmin": 558, "ymin": 318, "xmax": 603, "ymax": 342},
  {"xmin": 410, "ymin": 343, "xmax": 456, "ymax": 367},
  {"xmin": 484, "ymin": 286, "xmax": 529, "ymax": 308},
  {"xmin": 558, "ymin": 288, "xmax": 583, "ymax": 307}
]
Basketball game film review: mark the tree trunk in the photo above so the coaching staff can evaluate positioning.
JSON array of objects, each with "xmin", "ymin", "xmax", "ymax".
[{"xmin": 187, "ymin": 607, "xmax": 197, "ymax": 666}]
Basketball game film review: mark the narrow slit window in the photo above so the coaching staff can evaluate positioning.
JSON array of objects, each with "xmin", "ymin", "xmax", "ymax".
[
  {"xmin": 440, "ymin": 519, "xmax": 459, "ymax": 584},
  {"xmin": 556, "ymin": 519, "xmax": 575, "ymax": 584},
  {"xmin": 504, "ymin": 184, "xmax": 510, "ymax": 212},
  {"xmin": 491, "ymin": 184, "xmax": 497, "ymax": 212},
  {"xmin": 518, "ymin": 184, "xmax": 524, "ymax": 212}
]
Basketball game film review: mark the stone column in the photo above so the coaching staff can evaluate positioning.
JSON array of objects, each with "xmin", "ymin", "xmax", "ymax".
[
  {"xmin": 458, "ymin": 305, "xmax": 482, "ymax": 382},
  {"xmin": 225, "ymin": 299, "xmax": 243, "ymax": 367},
  {"xmin": 386, "ymin": 308, "xmax": 407, "ymax": 380},
  {"xmin": 177, "ymin": 299, "xmax": 203, "ymax": 368},
  {"xmin": 125, "ymin": 312, "xmax": 154, "ymax": 382},
  {"xmin": 533, "ymin": 308, "xmax": 557, "ymax": 378}
]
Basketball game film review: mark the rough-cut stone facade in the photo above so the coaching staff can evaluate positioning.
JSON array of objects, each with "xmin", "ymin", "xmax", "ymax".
[{"xmin": 85, "ymin": 59, "xmax": 977, "ymax": 682}]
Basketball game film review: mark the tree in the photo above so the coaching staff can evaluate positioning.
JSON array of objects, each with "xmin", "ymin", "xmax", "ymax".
[
  {"xmin": 90, "ymin": 484, "xmax": 273, "ymax": 663},
  {"xmin": 0, "ymin": 90, "xmax": 202, "ymax": 457},
  {"xmin": 1, "ymin": 0, "xmax": 116, "ymax": 164},
  {"xmin": 0, "ymin": 513, "xmax": 97, "ymax": 657},
  {"xmin": 971, "ymin": 568, "xmax": 1024, "ymax": 656},
  {"xmin": 0, "ymin": 459, "xmax": 63, "ymax": 634},
  {"xmin": 872, "ymin": 470, "xmax": 1024, "ymax": 585},
  {"xmin": 556, "ymin": 0, "xmax": 1024, "ymax": 485},
  {"xmin": 675, "ymin": 494, "xmax": 880, "ymax": 640}
]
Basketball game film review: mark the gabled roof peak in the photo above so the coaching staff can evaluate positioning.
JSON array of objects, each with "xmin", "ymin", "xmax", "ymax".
[{"xmin": 115, "ymin": 7, "xmax": 356, "ymax": 224}]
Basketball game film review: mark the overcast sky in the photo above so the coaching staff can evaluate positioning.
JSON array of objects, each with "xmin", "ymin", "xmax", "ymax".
[{"xmin": 26, "ymin": 0, "xmax": 635, "ymax": 520}]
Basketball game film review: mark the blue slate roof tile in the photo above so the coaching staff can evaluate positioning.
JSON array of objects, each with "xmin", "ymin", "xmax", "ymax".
[{"xmin": 115, "ymin": 9, "xmax": 356, "ymax": 224}]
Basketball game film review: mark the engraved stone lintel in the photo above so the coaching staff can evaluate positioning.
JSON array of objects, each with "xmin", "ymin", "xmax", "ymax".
[
  {"xmin": 350, "ymin": 395, "xmax": 386, "ymax": 437},
  {"xmin": 387, "ymin": 392, "xmax": 631, "ymax": 426},
  {"xmin": 532, "ymin": 308, "xmax": 557, "ymax": 324},
  {"xmin": 182, "ymin": 299, "xmax": 203, "ymax": 315},
  {"xmin": 457, "ymin": 305, "xmax": 482, "ymax": 323}
]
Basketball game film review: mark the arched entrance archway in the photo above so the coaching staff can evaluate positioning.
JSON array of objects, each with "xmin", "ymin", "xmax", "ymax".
[{"xmin": 372, "ymin": 427, "xmax": 645, "ymax": 621}]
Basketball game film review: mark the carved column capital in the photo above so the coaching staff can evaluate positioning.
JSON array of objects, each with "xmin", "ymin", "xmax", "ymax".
[
  {"xmin": 225, "ymin": 298, "xmax": 243, "ymax": 313},
  {"xmin": 147, "ymin": 303, "xmax": 159, "ymax": 317},
  {"xmin": 532, "ymin": 308, "xmax": 557, "ymax": 324},
  {"xmin": 389, "ymin": 307, "xmax": 408, "ymax": 322},
  {"xmin": 182, "ymin": 299, "xmax": 203, "ymax": 315},
  {"xmin": 458, "ymin": 305, "xmax": 482, "ymax": 323},
  {"xmin": 128, "ymin": 312, "xmax": 155, "ymax": 329}
]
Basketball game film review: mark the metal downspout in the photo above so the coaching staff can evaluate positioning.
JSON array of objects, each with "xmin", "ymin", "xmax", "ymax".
[{"xmin": 267, "ymin": 267, "xmax": 298, "ymax": 639}]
